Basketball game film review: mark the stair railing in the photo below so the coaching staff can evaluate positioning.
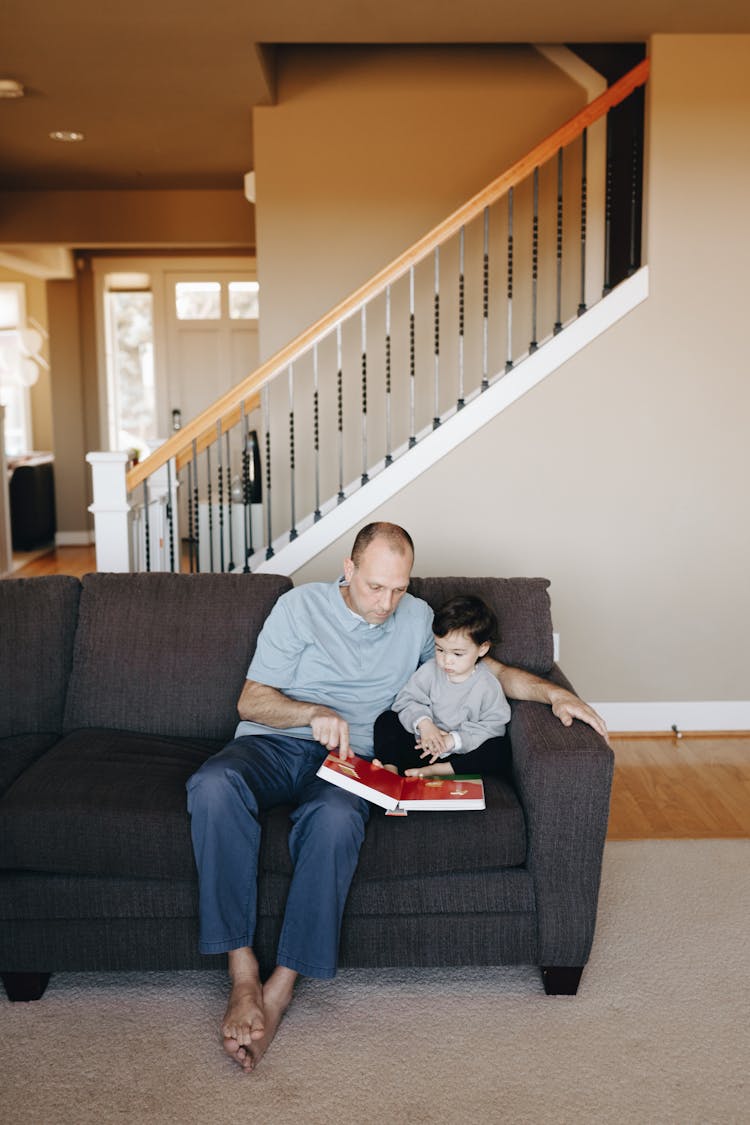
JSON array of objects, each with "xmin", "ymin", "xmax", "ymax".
[{"xmin": 89, "ymin": 58, "xmax": 648, "ymax": 574}]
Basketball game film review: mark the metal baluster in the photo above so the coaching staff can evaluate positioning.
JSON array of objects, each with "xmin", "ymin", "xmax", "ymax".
[
  {"xmin": 241, "ymin": 401, "xmax": 251, "ymax": 571},
  {"xmin": 313, "ymin": 344, "xmax": 322, "ymax": 520},
  {"xmin": 216, "ymin": 421, "xmax": 225, "ymax": 572},
  {"xmin": 628, "ymin": 91, "xmax": 642, "ymax": 276},
  {"xmin": 263, "ymin": 385, "xmax": 274, "ymax": 558},
  {"xmin": 482, "ymin": 206, "xmax": 490, "ymax": 388},
  {"xmin": 226, "ymin": 430, "xmax": 235, "ymax": 570},
  {"xmin": 288, "ymin": 364, "xmax": 298, "ymax": 541},
  {"xmin": 142, "ymin": 479, "xmax": 151, "ymax": 572},
  {"xmin": 337, "ymin": 324, "xmax": 345, "ymax": 502},
  {"xmin": 603, "ymin": 116, "xmax": 614, "ymax": 295},
  {"xmin": 385, "ymin": 285, "xmax": 393, "ymax": 464},
  {"xmin": 206, "ymin": 442, "xmax": 214, "ymax": 572},
  {"xmin": 192, "ymin": 438, "xmax": 200, "ymax": 572},
  {"xmin": 408, "ymin": 266, "xmax": 416, "ymax": 447},
  {"xmin": 166, "ymin": 456, "xmax": 176, "ymax": 572},
  {"xmin": 578, "ymin": 127, "xmax": 588, "ymax": 316},
  {"xmin": 554, "ymin": 147, "xmax": 564, "ymax": 334},
  {"xmin": 187, "ymin": 458, "xmax": 195, "ymax": 573},
  {"xmin": 458, "ymin": 226, "xmax": 466, "ymax": 405},
  {"xmin": 530, "ymin": 168, "xmax": 539, "ymax": 353},
  {"xmin": 433, "ymin": 246, "xmax": 441, "ymax": 426},
  {"xmin": 360, "ymin": 308, "xmax": 369, "ymax": 484},
  {"xmin": 506, "ymin": 189, "xmax": 514, "ymax": 371}
]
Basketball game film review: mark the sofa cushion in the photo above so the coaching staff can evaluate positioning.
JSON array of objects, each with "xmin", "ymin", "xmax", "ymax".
[
  {"xmin": 258, "ymin": 775, "xmax": 527, "ymax": 879},
  {"xmin": 62, "ymin": 572, "xmax": 293, "ymax": 741},
  {"xmin": 0, "ymin": 734, "xmax": 60, "ymax": 796},
  {"xmin": 0, "ymin": 576, "xmax": 80, "ymax": 738},
  {"xmin": 408, "ymin": 576, "xmax": 553, "ymax": 675},
  {"xmin": 0, "ymin": 729, "xmax": 222, "ymax": 880}
]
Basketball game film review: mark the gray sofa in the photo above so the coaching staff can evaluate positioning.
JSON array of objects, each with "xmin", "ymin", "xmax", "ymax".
[{"xmin": 0, "ymin": 571, "xmax": 613, "ymax": 1002}]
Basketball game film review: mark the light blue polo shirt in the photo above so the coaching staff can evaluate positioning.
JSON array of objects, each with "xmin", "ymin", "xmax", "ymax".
[{"xmin": 235, "ymin": 579, "xmax": 435, "ymax": 756}]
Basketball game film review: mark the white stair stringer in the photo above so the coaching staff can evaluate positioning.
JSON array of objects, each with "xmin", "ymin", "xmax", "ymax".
[{"xmin": 255, "ymin": 267, "xmax": 649, "ymax": 576}]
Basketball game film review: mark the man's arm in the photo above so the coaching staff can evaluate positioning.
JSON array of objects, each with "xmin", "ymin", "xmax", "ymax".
[
  {"xmin": 237, "ymin": 680, "xmax": 354, "ymax": 758},
  {"xmin": 482, "ymin": 656, "xmax": 609, "ymax": 743}
]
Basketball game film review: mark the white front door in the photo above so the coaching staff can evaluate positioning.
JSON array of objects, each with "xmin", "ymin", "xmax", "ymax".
[{"xmin": 164, "ymin": 270, "xmax": 259, "ymax": 434}]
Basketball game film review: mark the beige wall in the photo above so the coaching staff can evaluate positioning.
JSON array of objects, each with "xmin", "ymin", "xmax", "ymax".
[
  {"xmin": 254, "ymin": 45, "xmax": 586, "ymax": 359},
  {"xmin": 292, "ymin": 36, "xmax": 750, "ymax": 705}
]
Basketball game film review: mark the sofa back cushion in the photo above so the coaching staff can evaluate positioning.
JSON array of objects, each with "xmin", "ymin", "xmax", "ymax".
[
  {"xmin": 63, "ymin": 572, "xmax": 293, "ymax": 740},
  {"xmin": 0, "ymin": 576, "xmax": 81, "ymax": 737},
  {"xmin": 408, "ymin": 576, "xmax": 553, "ymax": 675}
]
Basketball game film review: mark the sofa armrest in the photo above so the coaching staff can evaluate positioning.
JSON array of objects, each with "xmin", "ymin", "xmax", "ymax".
[{"xmin": 509, "ymin": 674, "xmax": 614, "ymax": 968}]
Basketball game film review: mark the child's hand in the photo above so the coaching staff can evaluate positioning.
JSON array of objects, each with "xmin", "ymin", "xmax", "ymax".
[{"xmin": 415, "ymin": 719, "xmax": 454, "ymax": 763}]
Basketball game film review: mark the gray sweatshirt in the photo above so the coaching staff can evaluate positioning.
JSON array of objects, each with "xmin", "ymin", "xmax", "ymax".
[{"xmin": 393, "ymin": 659, "xmax": 511, "ymax": 753}]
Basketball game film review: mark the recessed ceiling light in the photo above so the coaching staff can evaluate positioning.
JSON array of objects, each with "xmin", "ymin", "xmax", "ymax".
[
  {"xmin": 0, "ymin": 78, "xmax": 25, "ymax": 99},
  {"xmin": 49, "ymin": 130, "xmax": 85, "ymax": 143}
]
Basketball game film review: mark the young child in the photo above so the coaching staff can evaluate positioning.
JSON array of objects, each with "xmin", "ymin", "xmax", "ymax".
[{"xmin": 373, "ymin": 594, "xmax": 512, "ymax": 778}]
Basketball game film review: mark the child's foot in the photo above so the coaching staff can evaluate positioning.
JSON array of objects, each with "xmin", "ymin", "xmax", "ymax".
[{"xmin": 405, "ymin": 762, "xmax": 455, "ymax": 778}]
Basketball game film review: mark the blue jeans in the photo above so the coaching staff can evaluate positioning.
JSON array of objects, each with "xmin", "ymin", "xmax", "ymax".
[{"xmin": 186, "ymin": 734, "xmax": 370, "ymax": 979}]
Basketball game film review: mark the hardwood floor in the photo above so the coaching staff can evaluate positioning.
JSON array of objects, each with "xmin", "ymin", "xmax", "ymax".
[
  {"xmin": 608, "ymin": 736, "xmax": 749, "ymax": 840},
  {"xmin": 6, "ymin": 546, "xmax": 750, "ymax": 840}
]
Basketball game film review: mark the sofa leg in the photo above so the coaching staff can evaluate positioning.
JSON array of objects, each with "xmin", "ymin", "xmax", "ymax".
[
  {"xmin": 541, "ymin": 966, "xmax": 583, "ymax": 996},
  {"xmin": 1, "ymin": 972, "xmax": 52, "ymax": 1001}
]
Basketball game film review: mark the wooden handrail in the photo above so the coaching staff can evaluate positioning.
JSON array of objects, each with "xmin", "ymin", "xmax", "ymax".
[
  {"xmin": 127, "ymin": 57, "xmax": 649, "ymax": 493},
  {"xmin": 173, "ymin": 392, "xmax": 261, "ymax": 474}
]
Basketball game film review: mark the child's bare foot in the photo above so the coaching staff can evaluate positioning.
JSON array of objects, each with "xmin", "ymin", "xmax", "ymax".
[{"xmin": 405, "ymin": 761, "xmax": 455, "ymax": 778}]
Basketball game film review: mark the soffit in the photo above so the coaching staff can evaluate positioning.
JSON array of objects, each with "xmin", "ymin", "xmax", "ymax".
[{"xmin": 1, "ymin": 0, "xmax": 750, "ymax": 191}]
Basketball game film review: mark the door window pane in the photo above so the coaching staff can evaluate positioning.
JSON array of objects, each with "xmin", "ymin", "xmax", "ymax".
[
  {"xmin": 229, "ymin": 281, "xmax": 259, "ymax": 320},
  {"xmin": 175, "ymin": 281, "xmax": 221, "ymax": 320}
]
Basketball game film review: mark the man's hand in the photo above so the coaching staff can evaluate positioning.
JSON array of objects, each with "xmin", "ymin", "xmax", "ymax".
[
  {"xmin": 310, "ymin": 706, "xmax": 354, "ymax": 760},
  {"xmin": 549, "ymin": 688, "xmax": 609, "ymax": 742}
]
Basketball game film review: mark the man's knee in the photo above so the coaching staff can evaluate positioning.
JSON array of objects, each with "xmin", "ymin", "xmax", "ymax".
[
  {"xmin": 293, "ymin": 786, "xmax": 369, "ymax": 851},
  {"xmin": 186, "ymin": 754, "xmax": 257, "ymax": 818}
]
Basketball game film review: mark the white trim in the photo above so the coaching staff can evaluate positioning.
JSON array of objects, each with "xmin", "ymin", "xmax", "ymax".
[
  {"xmin": 533, "ymin": 46, "xmax": 607, "ymax": 102},
  {"xmin": 55, "ymin": 530, "xmax": 95, "ymax": 546},
  {"xmin": 594, "ymin": 701, "xmax": 750, "ymax": 734},
  {"xmin": 257, "ymin": 268, "xmax": 649, "ymax": 576}
]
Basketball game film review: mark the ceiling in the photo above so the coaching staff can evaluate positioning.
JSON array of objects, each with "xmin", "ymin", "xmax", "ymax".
[{"xmin": 2, "ymin": 0, "xmax": 750, "ymax": 192}]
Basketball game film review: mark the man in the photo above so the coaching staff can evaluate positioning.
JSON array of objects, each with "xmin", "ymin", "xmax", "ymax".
[{"xmin": 186, "ymin": 522, "xmax": 607, "ymax": 1071}]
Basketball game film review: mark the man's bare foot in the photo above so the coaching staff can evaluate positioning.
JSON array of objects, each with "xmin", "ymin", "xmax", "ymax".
[
  {"xmin": 221, "ymin": 948, "xmax": 266, "ymax": 1071},
  {"xmin": 246, "ymin": 966, "xmax": 298, "ymax": 1069},
  {"xmin": 405, "ymin": 761, "xmax": 455, "ymax": 777}
]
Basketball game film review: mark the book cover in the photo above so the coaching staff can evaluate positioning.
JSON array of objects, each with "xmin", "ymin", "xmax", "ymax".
[{"xmin": 316, "ymin": 754, "xmax": 485, "ymax": 812}]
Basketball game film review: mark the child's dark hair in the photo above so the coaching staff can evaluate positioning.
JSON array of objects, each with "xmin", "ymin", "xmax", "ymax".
[{"xmin": 432, "ymin": 594, "xmax": 498, "ymax": 647}]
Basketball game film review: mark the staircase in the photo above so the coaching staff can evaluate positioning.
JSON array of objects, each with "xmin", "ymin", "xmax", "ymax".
[{"xmin": 88, "ymin": 60, "xmax": 649, "ymax": 577}]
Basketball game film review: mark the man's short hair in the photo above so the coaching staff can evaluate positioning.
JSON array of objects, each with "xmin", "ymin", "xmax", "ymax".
[
  {"xmin": 350, "ymin": 522, "xmax": 414, "ymax": 566},
  {"xmin": 432, "ymin": 595, "xmax": 498, "ymax": 647}
]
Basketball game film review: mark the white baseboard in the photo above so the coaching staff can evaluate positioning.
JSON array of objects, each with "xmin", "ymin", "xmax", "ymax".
[
  {"xmin": 594, "ymin": 701, "xmax": 750, "ymax": 734},
  {"xmin": 55, "ymin": 531, "xmax": 95, "ymax": 547}
]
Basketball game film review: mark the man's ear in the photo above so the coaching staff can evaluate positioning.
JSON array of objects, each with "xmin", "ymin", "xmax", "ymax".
[
  {"xmin": 343, "ymin": 557, "xmax": 355, "ymax": 583},
  {"xmin": 478, "ymin": 641, "xmax": 491, "ymax": 658}
]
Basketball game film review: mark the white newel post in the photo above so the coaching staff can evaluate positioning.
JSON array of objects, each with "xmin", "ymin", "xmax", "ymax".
[{"xmin": 86, "ymin": 451, "xmax": 132, "ymax": 572}]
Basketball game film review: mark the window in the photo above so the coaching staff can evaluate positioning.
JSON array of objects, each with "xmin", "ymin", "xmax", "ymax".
[
  {"xmin": 104, "ymin": 280, "xmax": 157, "ymax": 454},
  {"xmin": 0, "ymin": 284, "xmax": 35, "ymax": 456},
  {"xmin": 175, "ymin": 281, "xmax": 221, "ymax": 320},
  {"xmin": 229, "ymin": 281, "xmax": 260, "ymax": 320}
]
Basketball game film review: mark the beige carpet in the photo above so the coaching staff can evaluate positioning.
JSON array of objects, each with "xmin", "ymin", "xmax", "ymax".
[{"xmin": 1, "ymin": 840, "xmax": 748, "ymax": 1125}]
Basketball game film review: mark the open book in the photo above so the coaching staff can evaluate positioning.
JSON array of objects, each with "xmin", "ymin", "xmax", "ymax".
[{"xmin": 316, "ymin": 753, "xmax": 485, "ymax": 812}]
